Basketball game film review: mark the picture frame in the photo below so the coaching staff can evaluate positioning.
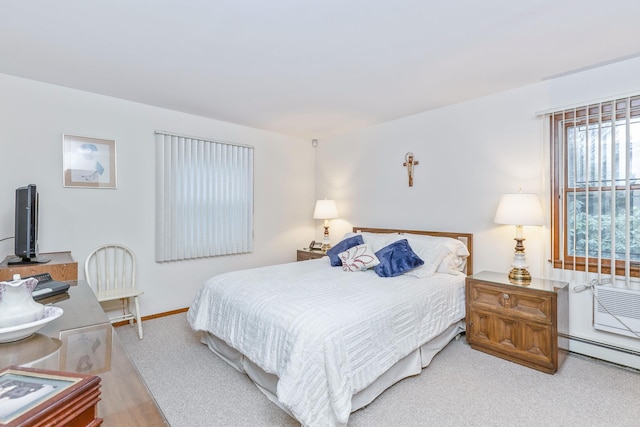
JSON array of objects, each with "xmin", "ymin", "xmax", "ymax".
[
  {"xmin": 59, "ymin": 323, "xmax": 113, "ymax": 376},
  {"xmin": 0, "ymin": 366, "xmax": 96, "ymax": 425},
  {"xmin": 62, "ymin": 134, "xmax": 117, "ymax": 188}
]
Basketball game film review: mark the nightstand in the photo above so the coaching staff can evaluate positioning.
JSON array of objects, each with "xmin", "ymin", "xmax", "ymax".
[
  {"xmin": 465, "ymin": 271, "xmax": 569, "ymax": 374},
  {"xmin": 297, "ymin": 249, "xmax": 327, "ymax": 261}
]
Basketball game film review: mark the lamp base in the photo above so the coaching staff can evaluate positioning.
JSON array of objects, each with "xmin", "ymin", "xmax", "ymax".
[
  {"xmin": 509, "ymin": 267, "xmax": 531, "ymax": 284},
  {"xmin": 508, "ymin": 236, "xmax": 531, "ymax": 284},
  {"xmin": 321, "ymin": 224, "xmax": 331, "ymax": 251}
]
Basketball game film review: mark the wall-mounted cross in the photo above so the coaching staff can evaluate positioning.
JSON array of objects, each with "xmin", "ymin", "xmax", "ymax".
[{"xmin": 403, "ymin": 152, "xmax": 419, "ymax": 187}]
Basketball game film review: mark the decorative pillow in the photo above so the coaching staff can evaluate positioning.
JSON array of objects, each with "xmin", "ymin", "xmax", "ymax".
[
  {"xmin": 373, "ymin": 239, "xmax": 424, "ymax": 277},
  {"xmin": 338, "ymin": 244, "xmax": 380, "ymax": 272},
  {"xmin": 326, "ymin": 235, "xmax": 364, "ymax": 266}
]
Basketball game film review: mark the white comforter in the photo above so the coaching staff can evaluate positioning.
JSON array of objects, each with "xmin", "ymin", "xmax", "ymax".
[{"xmin": 187, "ymin": 257, "xmax": 465, "ymax": 427}]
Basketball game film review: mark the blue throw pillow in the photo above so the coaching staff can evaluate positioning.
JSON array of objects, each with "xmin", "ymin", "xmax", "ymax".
[
  {"xmin": 374, "ymin": 239, "xmax": 424, "ymax": 277},
  {"xmin": 326, "ymin": 235, "xmax": 365, "ymax": 266}
]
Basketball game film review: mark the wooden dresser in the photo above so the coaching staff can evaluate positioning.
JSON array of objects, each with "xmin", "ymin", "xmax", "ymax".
[
  {"xmin": 465, "ymin": 271, "xmax": 569, "ymax": 374},
  {"xmin": 0, "ymin": 251, "xmax": 78, "ymax": 281}
]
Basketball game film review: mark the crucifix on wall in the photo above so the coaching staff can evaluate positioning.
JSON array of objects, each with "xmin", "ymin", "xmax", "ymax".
[{"xmin": 403, "ymin": 152, "xmax": 419, "ymax": 187}]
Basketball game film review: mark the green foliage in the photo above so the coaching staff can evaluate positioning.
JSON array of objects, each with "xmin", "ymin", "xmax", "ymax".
[{"xmin": 567, "ymin": 193, "xmax": 640, "ymax": 260}]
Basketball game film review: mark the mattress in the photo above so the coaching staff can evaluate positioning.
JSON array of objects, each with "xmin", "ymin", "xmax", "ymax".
[{"xmin": 188, "ymin": 257, "xmax": 466, "ymax": 426}]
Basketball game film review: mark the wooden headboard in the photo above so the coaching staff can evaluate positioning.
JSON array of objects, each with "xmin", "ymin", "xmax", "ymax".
[{"xmin": 353, "ymin": 227, "xmax": 474, "ymax": 275}]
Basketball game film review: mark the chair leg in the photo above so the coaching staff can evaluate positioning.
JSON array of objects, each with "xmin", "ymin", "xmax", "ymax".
[
  {"xmin": 127, "ymin": 298, "xmax": 134, "ymax": 327},
  {"xmin": 134, "ymin": 295, "xmax": 143, "ymax": 340}
]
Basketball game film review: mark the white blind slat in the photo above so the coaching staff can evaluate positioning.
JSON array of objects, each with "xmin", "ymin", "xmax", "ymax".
[
  {"xmin": 155, "ymin": 131, "xmax": 254, "ymax": 262},
  {"xmin": 548, "ymin": 96, "xmax": 638, "ymax": 285}
]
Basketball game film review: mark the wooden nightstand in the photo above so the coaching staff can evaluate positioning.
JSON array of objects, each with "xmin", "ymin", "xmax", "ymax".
[
  {"xmin": 297, "ymin": 249, "xmax": 327, "ymax": 261},
  {"xmin": 465, "ymin": 271, "xmax": 569, "ymax": 374}
]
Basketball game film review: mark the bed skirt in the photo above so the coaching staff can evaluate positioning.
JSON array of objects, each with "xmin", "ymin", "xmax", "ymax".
[{"xmin": 200, "ymin": 319, "xmax": 465, "ymax": 418}]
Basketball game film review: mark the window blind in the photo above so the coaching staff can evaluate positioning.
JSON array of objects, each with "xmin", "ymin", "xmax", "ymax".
[
  {"xmin": 155, "ymin": 131, "xmax": 254, "ymax": 262},
  {"xmin": 547, "ymin": 96, "xmax": 640, "ymax": 286}
]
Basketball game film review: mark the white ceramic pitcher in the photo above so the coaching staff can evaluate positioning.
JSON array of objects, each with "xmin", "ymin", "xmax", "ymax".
[{"xmin": 0, "ymin": 276, "xmax": 44, "ymax": 328}]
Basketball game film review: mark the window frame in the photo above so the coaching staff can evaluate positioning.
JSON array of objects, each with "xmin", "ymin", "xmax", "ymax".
[{"xmin": 551, "ymin": 97, "xmax": 640, "ymax": 278}]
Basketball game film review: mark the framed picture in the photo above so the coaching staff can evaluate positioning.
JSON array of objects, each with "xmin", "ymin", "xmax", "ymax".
[
  {"xmin": 0, "ymin": 366, "xmax": 92, "ymax": 425},
  {"xmin": 59, "ymin": 323, "xmax": 113, "ymax": 375},
  {"xmin": 62, "ymin": 134, "xmax": 117, "ymax": 188}
]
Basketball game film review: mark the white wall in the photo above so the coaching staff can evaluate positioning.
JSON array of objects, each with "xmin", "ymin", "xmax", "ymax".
[
  {"xmin": 315, "ymin": 57, "xmax": 640, "ymax": 368},
  {"xmin": 0, "ymin": 73, "xmax": 315, "ymax": 316}
]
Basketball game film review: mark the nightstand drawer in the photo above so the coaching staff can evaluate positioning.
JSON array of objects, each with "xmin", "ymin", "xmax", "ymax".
[{"xmin": 468, "ymin": 283, "xmax": 552, "ymax": 323}]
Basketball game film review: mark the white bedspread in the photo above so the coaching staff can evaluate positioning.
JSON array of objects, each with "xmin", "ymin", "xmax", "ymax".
[{"xmin": 187, "ymin": 257, "xmax": 465, "ymax": 427}]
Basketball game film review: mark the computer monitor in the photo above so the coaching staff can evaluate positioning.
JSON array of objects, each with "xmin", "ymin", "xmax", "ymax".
[{"xmin": 8, "ymin": 184, "xmax": 50, "ymax": 265}]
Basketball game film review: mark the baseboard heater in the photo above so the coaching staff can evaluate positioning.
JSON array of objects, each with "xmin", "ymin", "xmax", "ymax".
[{"xmin": 593, "ymin": 284, "xmax": 640, "ymax": 339}]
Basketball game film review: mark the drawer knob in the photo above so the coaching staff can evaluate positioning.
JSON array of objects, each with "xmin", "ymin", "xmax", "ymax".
[{"xmin": 503, "ymin": 294, "xmax": 510, "ymax": 300}]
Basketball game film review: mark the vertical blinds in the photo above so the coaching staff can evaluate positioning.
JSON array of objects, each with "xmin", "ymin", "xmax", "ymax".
[
  {"xmin": 547, "ymin": 95, "xmax": 640, "ymax": 286},
  {"xmin": 155, "ymin": 131, "xmax": 254, "ymax": 262}
]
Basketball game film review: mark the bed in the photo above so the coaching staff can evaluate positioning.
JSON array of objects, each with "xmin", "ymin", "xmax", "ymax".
[{"xmin": 187, "ymin": 227, "xmax": 473, "ymax": 426}]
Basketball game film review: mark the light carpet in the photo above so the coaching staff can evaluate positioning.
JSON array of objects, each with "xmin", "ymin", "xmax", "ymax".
[{"xmin": 117, "ymin": 313, "xmax": 639, "ymax": 427}]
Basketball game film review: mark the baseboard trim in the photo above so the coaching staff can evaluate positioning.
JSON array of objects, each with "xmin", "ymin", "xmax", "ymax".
[
  {"xmin": 113, "ymin": 307, "xmax": 188, "ymax": 327},
  {"xmin": 564, "ymin": 333, "xmax": 640, "ymax": 370}
]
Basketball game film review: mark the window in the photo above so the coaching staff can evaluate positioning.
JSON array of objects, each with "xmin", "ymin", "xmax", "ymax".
[
  {"xmin": 550, "ymin": 96, "xmax": 640, "ymax": 278},
  {"xmin": 155, "ymin": 131, "xmax": 253, "ymax": 262}
]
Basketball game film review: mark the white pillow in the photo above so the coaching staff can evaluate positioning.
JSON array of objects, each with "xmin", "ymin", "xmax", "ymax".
[
  {"xmin": 338, "ymin": 244, "xmax": 380, "ymax": 272},
  {"xmin": 401, "ymin": 233, "xmax": 470, "ymax": 256},
  {"xmin": 436, "ymin": 252, "xmax": 468, "ymax": 275},
  {"xmin": 344, "ymin": 231, "xmax": 401, "ymax": 252},
  {"xmin": 401, "ymin": 234, "xmax": 469, "ymax": 278}
]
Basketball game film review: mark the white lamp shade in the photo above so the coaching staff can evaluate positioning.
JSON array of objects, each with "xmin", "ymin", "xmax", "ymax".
[
  {"xmin": 313, "ymin": 199, "xmax": 339, "ymax": 219},
  {"xmin": 494, "ymin": 193, "xmax": 544, "ymax": 226}
]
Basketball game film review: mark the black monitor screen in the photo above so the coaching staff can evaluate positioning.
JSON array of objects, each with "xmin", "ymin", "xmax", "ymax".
[{"xmin": 14, "ymin": 184, "xmax": 37, "ymax": 260}]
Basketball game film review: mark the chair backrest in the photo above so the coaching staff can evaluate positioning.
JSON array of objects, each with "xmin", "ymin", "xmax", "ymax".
[{"xmin": 85, "ymin": 244, "xmax": 136, "ymax": 292}]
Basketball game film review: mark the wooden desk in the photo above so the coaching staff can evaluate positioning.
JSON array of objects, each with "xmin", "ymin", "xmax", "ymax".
[
  {"xmin": 0, "ymin": 251, "xmax": 78, "ymax": 281},
  {"xmin": 0, "ymin": 281, "xmax": 167, "ymax": 426}
]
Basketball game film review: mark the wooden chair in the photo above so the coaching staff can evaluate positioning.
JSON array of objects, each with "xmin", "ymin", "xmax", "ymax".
[{"xmin": 85, "ymin": 244, "xmax": 143, "ymax": 339}]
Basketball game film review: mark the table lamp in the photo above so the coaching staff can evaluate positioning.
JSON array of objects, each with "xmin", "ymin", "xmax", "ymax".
[
  {"xmin": 313, "ymin": 199, "xmax": 339, "ymax": 251},
  {"xmin": 494, "ymin": 193, "xmax": 544, "ymax": 283}
]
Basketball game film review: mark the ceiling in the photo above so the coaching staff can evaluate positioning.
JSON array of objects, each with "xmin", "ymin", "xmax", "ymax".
[{"xmin": 2, "ymin": 1, "xmax": 640, "ymax": 139}]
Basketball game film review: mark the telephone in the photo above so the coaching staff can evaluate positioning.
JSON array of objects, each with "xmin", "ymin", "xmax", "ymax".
[{"xmin": 308, "ymin": 240, "xmax": 323, "ymax": 251}]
